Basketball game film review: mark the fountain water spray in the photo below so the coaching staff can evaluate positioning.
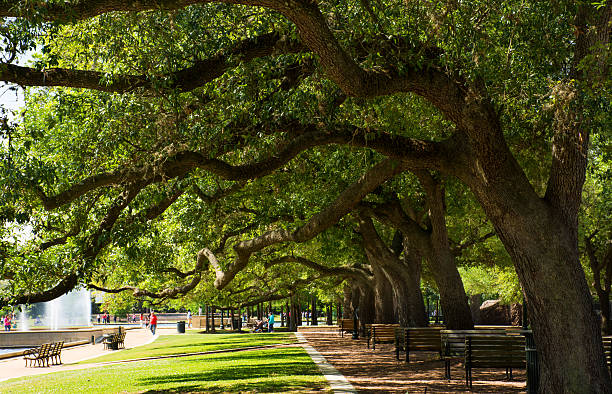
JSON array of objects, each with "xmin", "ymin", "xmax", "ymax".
[
  {"xmin": 18, "ymin": 307, "xmax": 29, "ymax": 331},
  {"xmin": 44, "ymin": 288, "xmax": 92, "ymax": 329},
  {"xmin": 17, "ymin": 288, "xmax": 92, "ymax": 330}
]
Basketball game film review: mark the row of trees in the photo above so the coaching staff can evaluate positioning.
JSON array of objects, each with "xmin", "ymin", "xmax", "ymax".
[{"xmin": 0, "ymin": 1, "xmax": 609, "ymax": 391}]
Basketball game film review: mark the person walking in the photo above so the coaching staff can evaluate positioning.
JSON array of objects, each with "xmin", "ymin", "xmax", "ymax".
[
  {"xmin": 3, "ymin": 315, "xmax": 11, "ymax": 331},
  {"xmin": 268, "ymin": 312, "xmax": 275, "ymax": 333},
  {"xmin": 187, "ymin": 310, "xmax": 192, "ymax": 328},
  {"xmin": 150, "ymin": 312, "xmax": 158, "ymax": 335}
]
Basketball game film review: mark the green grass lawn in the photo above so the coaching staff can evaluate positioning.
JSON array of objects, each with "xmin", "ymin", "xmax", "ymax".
[
  {"xmin": 0, "ymin": 347, "xmax": 329, "ymax": 393},
  {"xmin": 78, "ymin": 332, "xmax": 296, "ymax": 363},
  {"xmin": 1, "ymin": 333, "xmax": 328, "ymax": 393}
]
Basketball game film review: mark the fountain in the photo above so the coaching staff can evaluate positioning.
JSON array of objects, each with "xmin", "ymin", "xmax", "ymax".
[
  {"xmin": 44, "ymin": 288, "xmax": 92, "ymax": 329},
  {"xmin": 1, "ymin": 288, "xmax": 97, "ymax": 351},
  {"xmin": 17, "ymin": 288, "xmax": 92, "ymax": 331},
  {"xmin": 18, "ymin": 308, "xmax": 29, "ymax": 331}
]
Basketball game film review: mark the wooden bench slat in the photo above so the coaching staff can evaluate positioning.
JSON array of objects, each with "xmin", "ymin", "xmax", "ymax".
[
  {"xmin": 368, "ymin": 324, "xmax": 400, "ymax": 350},
  {"xmin": 465, "ymin": 335, "xmax": 526, "ymax": 388},
  {"xmin": 395, "ymin": 327, "xmax": 443, "ymax": 363}
]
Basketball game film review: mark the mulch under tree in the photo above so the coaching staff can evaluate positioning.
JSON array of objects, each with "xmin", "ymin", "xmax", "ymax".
[{"xmin": 302, "ymin": 332, "xmax": 526, "ymax": 393}]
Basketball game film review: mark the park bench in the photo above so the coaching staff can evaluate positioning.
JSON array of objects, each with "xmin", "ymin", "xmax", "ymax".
[
  {"xmin": 367, "ymin": 323, "xmax": 400, "ymax": 350},
  {"xmin": 395, "ymin": 326, "xmax": 443, "ymax": 362},
  {"xmin": 49, "ymin": 341, "xmax": 64, "ymax": 365},
  {"xmin": 465, "ymin": 334, "xmax": 526, "ymax": 388},
  {"xmin": 441, "ymin": 328, "xmax": 519, "ymax": 379},
  {"xmin": 338, "ymin": 318, "xmax": 358, "ymax": 337},
  {"xmin": 103, "ymin": 332, "xmax": 126, "ymax": 350},
  {"xmin": 23, "ymin": 343, "xmax": 53, "ymax": 367}
]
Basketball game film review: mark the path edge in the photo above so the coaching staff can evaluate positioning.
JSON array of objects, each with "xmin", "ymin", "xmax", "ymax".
[{"xmin": 295, "ymin": 332, "xmax": 357, "ymax": 394}]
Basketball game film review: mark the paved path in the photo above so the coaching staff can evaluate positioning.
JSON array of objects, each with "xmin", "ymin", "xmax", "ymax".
[
  {"xmin": 295, "ymin": 332, "xmax": 357, "ymax": 393},
  {"xmin": 0, "ymin": 327, "xmax": 164, "ymax": 382}
]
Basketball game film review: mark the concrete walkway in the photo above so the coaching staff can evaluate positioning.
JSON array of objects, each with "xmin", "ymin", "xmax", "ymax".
[
  {"xmin": 295, "ymin": 332, "xmax": 357, "ymax": 393},
  {"xmin": 0, "ymin": 327, "xmax": 164, "ymax": 382}
]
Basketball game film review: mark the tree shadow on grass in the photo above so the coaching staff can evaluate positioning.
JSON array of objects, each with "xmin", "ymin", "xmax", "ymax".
[
  {"xmin": 142, "ymin": 334, "xmax": 293, "ymax": 354},
  {"xmin": 137, "ymin": 352, "xmax": 326, "ymax": 392},
  {"xmin": 176, "ymin": 348, "xmax": 304, "ymax": 364}
]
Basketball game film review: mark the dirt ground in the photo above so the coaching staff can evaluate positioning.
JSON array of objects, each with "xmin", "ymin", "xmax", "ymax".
[{"xmin": 302, "ymin": 332, "xmax": 526, "ymax": 393}]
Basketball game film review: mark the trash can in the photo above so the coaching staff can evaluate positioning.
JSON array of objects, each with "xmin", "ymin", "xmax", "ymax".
[
  {"xmin": 177, "ymin": 320, "xmax": 186, "ymax": 333},
  {"xmin": 232, "ymin": 318, "xmax": 242, "ymax": 330}
]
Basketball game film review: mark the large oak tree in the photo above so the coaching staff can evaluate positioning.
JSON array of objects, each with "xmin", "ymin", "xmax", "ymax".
[{"xmin": 0, "ymin": 1, "xmax": 610, "ymax": 391}]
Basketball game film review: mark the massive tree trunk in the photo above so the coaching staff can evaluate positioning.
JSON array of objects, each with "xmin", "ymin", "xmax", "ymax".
[
  {"xmin": 475, "ymin": 186, "xmax": 609, "ymax": 392},
  {"xmin": 355, "ymin": 282, "xmax": 376, "ymax": 326},
  {"xmin": 371, "ymin": 263, "xmax": 396, "ymax": 323},
  {"xmin": 365, "ymin": 194, "xmax": 473, "ymax": 329},
  {"xmin": 451, "ymin": 81, "xmax": 610, "ymax": 390},
  {"xmin": 359, "ymin": 217, "xmax": 427, "ymax": 326},
  {"xmin": 401, "ymin": 241, "xmax": 429, "ymax": 327},
  {"xmin": 455, "ymin": 6, "xmax": 611, "ymax": 391},
  {"xmin": 416, "ymin": 172, "xmax": 474, "ymax": 330}
]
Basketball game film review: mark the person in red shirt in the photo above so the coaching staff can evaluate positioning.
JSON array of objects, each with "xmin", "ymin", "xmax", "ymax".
[{"xmin": 149, "ymin": 312, "xmax": 157, "ymax": 335}]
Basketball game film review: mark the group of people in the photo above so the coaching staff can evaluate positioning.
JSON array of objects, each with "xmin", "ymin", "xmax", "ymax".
[{"xmin": 97, "ymin": 312, "xmax": 112, "ymax": 324}]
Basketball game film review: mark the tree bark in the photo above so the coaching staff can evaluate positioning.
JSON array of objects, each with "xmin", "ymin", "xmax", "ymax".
[
  {"xmin": 311, "ymin": 297, "xmax": 318, "ymax": 326},
  {"xmin": 416, "ymin": 172, "xmax": 474, "ymax": 330},
  {"xmin": 363, "ymin": 195, "xmax": 472, "ymax": 329},
  {"xmin": 359, "ymin": 217, "xmax": 427, "ymax": 326},
  {"xmin": 354, "ymin": 282, "xmax": 375, "ymax": 326},
  {"xmin": 343, "ymin": 284, "xmax": 353, "ymax": 319},
  {"xmin": 371, "ymin": 263, "xmax": 396, "ymax": 323}
]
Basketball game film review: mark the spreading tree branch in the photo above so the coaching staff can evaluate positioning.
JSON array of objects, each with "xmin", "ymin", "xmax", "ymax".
[
  {"xmin": 264, "ymin": 255, "xmax": 370, "ymax": 280},
  {"xmin": 0, "ymin": 32, "xmax": 305, "ymax": 93},
  {"xmin": 88, "ymin": 248, "xmax": 207, "ymax": 299},
  {"xmin": 198, "ymin": 158, "xmax": 405, "ymax": 289},
  {"xmin": 34, "ymin": 126, "xmax": 456, "ymax": 211}
]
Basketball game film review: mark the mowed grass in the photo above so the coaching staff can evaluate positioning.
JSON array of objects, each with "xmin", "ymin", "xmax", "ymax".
[
  {"xmin": 0, "ymin": 347, "xmax": 329, "ymax": 393},
  {"xmin": 0, "ymin": 332, "xmax": 329, "ymax": 393},
  {"xmin": 77, "ymin": 331, "xmax": 296, "ymax": 363}
]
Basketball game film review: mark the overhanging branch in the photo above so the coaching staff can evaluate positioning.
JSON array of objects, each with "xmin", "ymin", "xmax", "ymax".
[{"xmin": 0, "ymin": 32, "xmax": 305, "ymax": 93}]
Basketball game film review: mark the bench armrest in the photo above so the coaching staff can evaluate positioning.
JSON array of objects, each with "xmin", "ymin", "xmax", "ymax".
[{"xmin": 23, "ymin": 348, "xmax": 38, "ymax": 356}]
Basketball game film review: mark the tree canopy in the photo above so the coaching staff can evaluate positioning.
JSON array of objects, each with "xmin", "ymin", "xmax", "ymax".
[{"xmin": 0, "ymin": 0, "xmax": 610, "ymax": 391}]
